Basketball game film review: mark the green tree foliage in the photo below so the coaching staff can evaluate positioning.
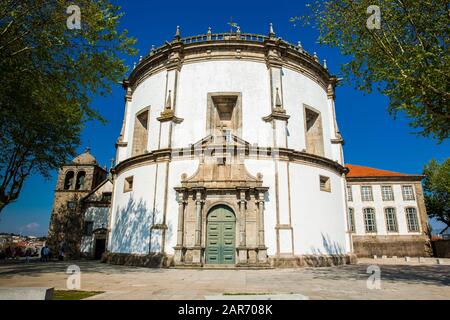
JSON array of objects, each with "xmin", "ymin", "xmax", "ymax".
[
  {"xmin": 0, "ymin": 0, "xmax": 137, "ymax": 213},
  {"xmin": 292, "ymin": 0, "xmax": 449, "ymax": 141},
  {"xmin": 423, "ymin": 158, "xmax": 450, "ymax": 231}
]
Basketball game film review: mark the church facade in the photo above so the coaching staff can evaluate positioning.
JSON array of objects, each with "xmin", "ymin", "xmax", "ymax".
[{"xmin": 48, "ymin": 26, "xmax": 431, "ymax": 266}]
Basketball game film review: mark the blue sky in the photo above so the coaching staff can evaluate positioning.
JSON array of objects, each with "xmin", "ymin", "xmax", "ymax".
[{"xmin": 0, "ymin": 0, "xmax": 448, "ymax": 236}]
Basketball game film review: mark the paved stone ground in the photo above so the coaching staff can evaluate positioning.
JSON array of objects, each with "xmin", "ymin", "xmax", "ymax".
[{"xmin": 0, "ymin": 260, "xmax": 448, "ymax": 300}]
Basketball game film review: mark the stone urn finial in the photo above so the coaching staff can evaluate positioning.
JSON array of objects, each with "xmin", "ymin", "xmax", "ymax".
[
  {"xmin": 269, "ymin": 22, "xmax": 275, "ymax": 37},
  {"xmin": 174, "ymin": 25, "xmax": 181, "ymax": 41}
]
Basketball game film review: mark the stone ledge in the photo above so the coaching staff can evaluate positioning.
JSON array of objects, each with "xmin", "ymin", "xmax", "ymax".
[
  {"xmin": 0, "ymin": 287, "xmax": 54, "ymax": 300},
  {"xmin": 103, "ymin": 253, "xmax": 357, "ymax": 268},
  {"xmin": 270, "ymin": 254, "xmax": 357, "ymax": 268},
  {"xmin": 102, "ymin": 252, "xmax": 173, "ymax": 268},
  {"xmin": 205, "ymin": 294, "xmax": 308, "ymax": 300}
]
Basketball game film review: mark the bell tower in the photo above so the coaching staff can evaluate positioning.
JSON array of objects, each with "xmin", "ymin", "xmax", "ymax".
[{"xmin": 47, "ymin": 148, "xmax": 107, "ymax": 259}]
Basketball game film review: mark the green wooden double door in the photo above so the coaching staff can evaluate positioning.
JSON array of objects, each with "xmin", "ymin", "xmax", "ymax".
[{"xmin": 206, "ymin": 205, "xmax": 236, "ymax": 265}]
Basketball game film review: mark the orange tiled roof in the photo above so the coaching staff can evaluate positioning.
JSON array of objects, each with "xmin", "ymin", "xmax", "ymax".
[{"xmin": 345, "ymin": 164, "xmax": 420, "ymax": 178}]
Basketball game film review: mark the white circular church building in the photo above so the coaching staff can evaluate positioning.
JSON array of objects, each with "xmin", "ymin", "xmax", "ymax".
[{"xmin": 106, "ymin": 26, "xmax": 353, "ymax": 267}]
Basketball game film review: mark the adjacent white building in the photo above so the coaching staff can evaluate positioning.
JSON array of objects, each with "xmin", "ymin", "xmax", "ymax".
[{"xmin": 346, "ymin": 164, "xmax": 430, "ymax": 257}]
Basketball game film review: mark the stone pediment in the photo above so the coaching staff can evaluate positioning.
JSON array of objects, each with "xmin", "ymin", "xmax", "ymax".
[
  {"xmin": 179, "ymin": 134, "xmax": 264, "ymax": 190},
  {"xmin": 192, "ymin": 133, "xmax": 250, "ymax": 150}
]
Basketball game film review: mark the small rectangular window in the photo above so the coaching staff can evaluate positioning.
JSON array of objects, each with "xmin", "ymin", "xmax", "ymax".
[
  {"xmin": 381, "ymin": 186, "xmax": 394, "ymax": 201},
  {"xmin": 124, "ymin": 176, "xmax": 134, "ymax": 193},
  {"xmin": 347, "ymin": 186, "xmax": 353, "ymax": 202},
  {"xmin": 67, "ymin": 201, "xmax": 77, "ymax": 210},
  {"xmin": 84, "ymin": 221, "xmax": 94, "ymax": 236},
  {"xmin": 402, "ymin": 185, "xmax": 415, "ymax": 201},
  {"xmin": 361, "ymin": 186, "xmax": 373, "ymax": 201},
  {"xmin": 132, "ymin": 109, "xmax": 149, "ymax": 157},
  {"xmin": 101, "ymin": 192, "xmax": 112, "ymax": 202},
  {"xmin": 320, "ymin": 176, "xmax": 331, "ymax": 192},
  {"xmin": 304, "ymin": 107, "xmax": 325, "ymax": 157}
]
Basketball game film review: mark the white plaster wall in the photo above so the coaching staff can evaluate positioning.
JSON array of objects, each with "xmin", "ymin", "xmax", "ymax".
[
  {"xmin": 282, "ymin": 68, "xmax": 332, "ymax": 158},
  {"xmin": 245, "ymin": 159, "xmax": 349, "ymax": 256},
  {"xmin": 165, "ymin": 159, "xmax": 200, "ymax": 254},
  {"xmin": 84, "ymin": 207, "xmax": 109, "ymax": 230},
  {"xmin": 109, "ymin": 165, "xmax": 157, "ymax": 254},
  {"xmin": 289, "ymin": 163, "xmax": 349, "ymax": 255},
  {"xmin": 109, "ymin": 160, "xmax": 199, "ymax": 255},
  {"xmin": 124, "ymin": 70, "xmax": 167, "ymax": 159},
  {"xmin": 81, "ymin": 237, "xmax": 93, "ymax": 254},
  {"xmin": 348, "ymin": 183, "xmax": 422, "ymax": 236},
  {"xmin": 173, "ymin": 60, "xmax": 273, "ymax": 148},
  {"xmin": 81, "ymin": 207, "xmax": 109, "ymax": 254},
  {"xmin": 122, "ymin": 60, "xmax": 337, "ymax": 161},
  {"xmin": 245, "ymin": 159, "xmax": 277, "ymax": 255}
]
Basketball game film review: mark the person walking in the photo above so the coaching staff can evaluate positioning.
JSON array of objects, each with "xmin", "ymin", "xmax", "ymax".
[
  {"xmin": 40, "ymin": 246, "xmax": 45, "ymax": 262},
  {"xmin": 5, "ymin": 246, "xmax": 11, "ymax": 260},
  {"xmin": 42, "ymin": 246, "xmax": 50, "ymax": 262},
  {"xmin": 25, "ymin": 248, "xmax": 31, "ymax": 263},
  {"xmin": 58, "ymin": 241, "xmax": 65, "ymax": 261}
]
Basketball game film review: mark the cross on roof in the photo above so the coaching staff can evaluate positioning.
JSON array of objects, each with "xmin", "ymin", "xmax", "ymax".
[{"xmin": 228, "ymin": 17, "xmax": 239, "ymax": 33}]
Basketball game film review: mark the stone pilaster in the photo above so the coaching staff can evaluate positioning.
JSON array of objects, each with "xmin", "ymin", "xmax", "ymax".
[
  {"xmin": 194, "ymin": 190, "xmax": 203, "ymax": 247},
  {"xmin": 238, "ymin": 189, "xmax": 247, "ymax": 246},
  {"xmin": 174, "ymin": 190, "xmax": 187, "ymax": 264},
  {"xmin": 327, "ymin": 77, "xmax": 344, "ymax": 164},
  {"xmin": 256, "ymin": 189, "xmax": 268, "ymax": 263},
  {"xmin": 237, "ymin": 189, "xmax": 248, "ymax": 264},
  {"xmin": 192, "ymin": 189, "xmax": 204, "ymax": 264},
  {"xmin": 176, "ymin": 198, "xmax": 186, "ymax": 247},
  {"xmin": 157, "ymin": 34, "xmax": 184, "ymax": 148},
  {"xmin": 262, "ymin": 37, "xmax": 292, "ymax": 257},
  {"xmin": 116, "ymin": 82, "xmax": 132, "ymax": 164}
]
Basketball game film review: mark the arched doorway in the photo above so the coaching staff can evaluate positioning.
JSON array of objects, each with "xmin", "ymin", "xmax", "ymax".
[{"xmin": 206, "ymin": 205, "xmax": 236, "ymax": 265}]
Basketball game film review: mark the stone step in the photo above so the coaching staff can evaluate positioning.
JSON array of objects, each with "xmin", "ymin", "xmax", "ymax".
[{"xmin": 173, "ymin": 264, "xmax": 274, "ymax": 270}]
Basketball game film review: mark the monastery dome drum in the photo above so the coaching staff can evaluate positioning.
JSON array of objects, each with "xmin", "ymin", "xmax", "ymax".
[{"xmin": 109, "ymin": 26, "xmax": 351, "ymax": 266}]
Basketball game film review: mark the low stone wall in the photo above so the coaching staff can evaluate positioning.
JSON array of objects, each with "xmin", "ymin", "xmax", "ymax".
[
  {"xmin": 103, "ymin": 252, "xmax": 356, "ymax": 268},
  {"xmin": 353, "ymin": 235, "xmax": 432, "ymax": 257},
  {"xmin": 432, "ymin": 240, "xmax": 450, "ymax": 258},
  {"xmin": 270, "ymin": 254, "xmax": 357, "ymax": 268},
  {"xmin": 102, "ymin": 252, "xmax": 173, "ymax": 268}
]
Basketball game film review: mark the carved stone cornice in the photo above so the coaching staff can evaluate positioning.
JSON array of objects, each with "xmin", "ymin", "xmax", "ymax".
[
  {"xmin": 122, "ymin": 80, "xmax": 133, "ymax": 102},
  {"xmin": 113, "ymin": 144, "xmax": 347, "ymax": 177},
  {"xmin": 165, "ymin": 44, "xmax": 184, "ymax": 71},
  {"xmin": 262, "ymin": 108, "xmax": 290, "ymax": 122},
  {"xmin": 115, "ymin": 135, "xmax": 128, "ymax": 148},
  {"xmin": 331, "ymin": 138, "xmax": 345, "ymax": 145},
  {"xmin": 327, "ymin": 76, "xmax": 339, "ymax": 99},
  {"xmin": 346, "ymin": 176, "xmax": 424, "ymax": 183},
  {"xmin": 157, "ymin": 109, "xmax": 184, "ymax": 124},
  {"xmin": 264, "ymin": 37, "xmax": 285, "ymax": 68}
]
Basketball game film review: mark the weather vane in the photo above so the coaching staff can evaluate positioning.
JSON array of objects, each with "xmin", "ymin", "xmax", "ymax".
[{"xmin": 228, "ymin": 17, "xmax": 240, "ymax": 33}]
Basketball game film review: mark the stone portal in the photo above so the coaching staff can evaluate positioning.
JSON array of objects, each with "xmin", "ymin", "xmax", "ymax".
[{"xmin": 174, "ymin": 133, "xmax": 269, "ymax": 267}]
